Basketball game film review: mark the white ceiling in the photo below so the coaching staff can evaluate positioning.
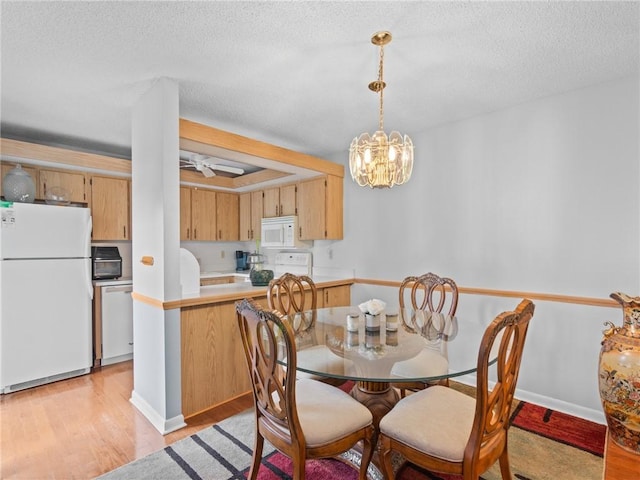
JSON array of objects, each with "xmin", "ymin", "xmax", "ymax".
[{"xmin": 1, "ymin": 1, "xmax": 639, "ymax": 162}]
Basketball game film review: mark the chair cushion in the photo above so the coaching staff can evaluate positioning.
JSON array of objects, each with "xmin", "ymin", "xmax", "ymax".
[
  {"xmin": 294, "ymin": 378, "xmax": 373, "ymax": 447},
  {"xmin": 390, "ymin": 346, "xmax": 448, "ymax": 379},
  {"xmin": 379, "ymin": 385, "xmax": 475, "ymax": 462},
  {"xmin": 290, "ymin": 345, "xmax": 351, "ymax": 381}
]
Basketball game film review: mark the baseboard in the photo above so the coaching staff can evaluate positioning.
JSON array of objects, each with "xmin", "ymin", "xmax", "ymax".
[
  {"xmin": 130, "ymin": 390, "xmax": 187, "ymax": 435},
  {"xmin": 454, "ymin": 374, "xmax": 606, "ymax": 425}
]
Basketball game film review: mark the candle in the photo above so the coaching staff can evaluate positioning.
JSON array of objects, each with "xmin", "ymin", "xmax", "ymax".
[
  {"xmin": 385, "ymin": 313, "xmax": 399, "ymax": 331},
  {"xmin": 346, "ymin": 313, "xmax": 360, "ymax": 332}
]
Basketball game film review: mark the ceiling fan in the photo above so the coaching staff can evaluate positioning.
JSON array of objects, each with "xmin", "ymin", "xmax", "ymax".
[{"xmin": 179, "ymin": 154, "xmax": 245, "ymax": 178}]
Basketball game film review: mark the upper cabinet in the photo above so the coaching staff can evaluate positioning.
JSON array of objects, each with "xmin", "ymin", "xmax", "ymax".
[
  {"xmin": 263, "ymin": 184, "xmax": 296, "ymax": 218},
  {"xmin": 90, "ymin": 175, "xmax": 130, "ymax": 240},
  {"xmin": 190, "ymin": 188, "xmax": 217, "ymax": 241},
  {"xmin": 239, "ymin": 190, "xmax": 263, "ymax": 241},
  {"xmin": 216, "ymin": 192, "xmax": 239, "ymax": 241},
  {"xmin": 180, "ymin": 186, "xmax": 192, "ymax": 241},
  {"xmin": 183, "ymin": 187, "xmax": 239, "ymax": 242},
  {"xmin": 40, "ymin": 168, "xmax": 87, "ymax": 204},
  {"xmin": 297, "ymin": 175, "xmax": 343, "ymax": 240}
]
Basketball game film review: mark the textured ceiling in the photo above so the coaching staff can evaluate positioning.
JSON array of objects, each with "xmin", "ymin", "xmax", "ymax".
[{"xmin": 1, "ymin": 1, "xmax": 639, "ymax": 162}]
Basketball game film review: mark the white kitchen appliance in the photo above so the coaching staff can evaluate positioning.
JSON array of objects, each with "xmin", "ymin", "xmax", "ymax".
[
  {"xmin": 274, "ymin": 252, "xmax": 313, "ymax": 277},
  {"xmin": 0, "ymin": 202, "xmax": 93, "ymax": 393},
  {"xmin": 261, "ymin": 216, "xmax": 312, "ymax": 249},
  {"xmin": 96, "ymin": 280, "xmax": 133, "ymax": 366}
]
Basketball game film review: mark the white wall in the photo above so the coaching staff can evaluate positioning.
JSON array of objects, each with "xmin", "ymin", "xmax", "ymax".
[{"xmin": 314, "ymin": 76, "xmax": 640, "ymax": 421}]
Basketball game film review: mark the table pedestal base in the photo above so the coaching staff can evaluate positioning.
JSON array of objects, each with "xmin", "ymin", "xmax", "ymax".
[{"xmin": 350, "ymin": 380, "xmax": 399, "ymax": 430}]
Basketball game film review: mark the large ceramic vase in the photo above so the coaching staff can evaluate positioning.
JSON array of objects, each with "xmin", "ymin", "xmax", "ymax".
[{"xmin": 598, "ymin": 292, "xmax": 640, "ymax": 454}]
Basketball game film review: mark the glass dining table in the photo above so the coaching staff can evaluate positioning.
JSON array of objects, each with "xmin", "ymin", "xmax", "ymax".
[{"xmin": 284, "ymin": 306, "xmax": 494, "ymax": 429}]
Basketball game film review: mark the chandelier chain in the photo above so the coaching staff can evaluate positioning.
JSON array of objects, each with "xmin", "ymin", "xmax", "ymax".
[{"xmin": 378, "ymin": 44, "xmax": 385, "ymax": 131}]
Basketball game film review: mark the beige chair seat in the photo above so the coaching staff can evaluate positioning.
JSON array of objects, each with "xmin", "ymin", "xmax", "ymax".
[
  {"xmin": 379, "ymin": 385, "xmax": 475, "ymax": 462},
  {"xmin": 295, "ymin": 345, "xmax": 350, "ymax": 380},
  {"xmin": 270, "ymin": 378, "xmax": 372, "ymax": 447},
  {"xmin": 390, "ymin": 347, "xmax": 449, "ymax": 380}
]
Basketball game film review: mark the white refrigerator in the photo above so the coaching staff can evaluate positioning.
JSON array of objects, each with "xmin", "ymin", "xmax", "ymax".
[{"xmin": 0, "ymin": 202, "xmax": 93, "ymax": 393}]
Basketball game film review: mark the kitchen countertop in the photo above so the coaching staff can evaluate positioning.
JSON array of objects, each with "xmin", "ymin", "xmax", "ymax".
[
  {"xmin": 200, "ymin": 270, "xmax": 250, "ymax": 280},
  {"xmin": 93, "ymin": 277, "xmax": 133, "ymax": 287},
  {"xmin": 133, "ymin": 275, "xmax": 355, "ymax": 310}
]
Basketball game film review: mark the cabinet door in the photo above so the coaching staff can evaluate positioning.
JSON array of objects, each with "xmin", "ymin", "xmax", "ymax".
[
  {"xmin": 322, "ymin": 285, "xmax": 351, "ymax": 307},
  {"xmin": 263, "ymin": 187, "xmax": 280, "ymax": 217},
  {"xmin": 180, "ymin": 186, "xmax": 192, "ymax": 241},
  {"xmin": 324, "ymin": 175, "xmax": 343, "ymax": 239},
  {"xmin": 216, "ymin": 192, "xmax": 239, "ymax": 241},
  {"xmin": 239, "ymin": 192, "xmax": 251, "ymax": 241},
  {"xmin": 181, "ymin": 301, "xmax": 252, "ymax": 417},
  {"xmin": 250, "ymin": 190, "xmax": 263, "ymax": 240},
  {"xmin": 297, "ymin": 176, "xmax": 326, "ymax": 239},
  {"xmin": 1, "ymin": 163, "xmax": 39, "ymax": 199},
  {"xmin": 280, "ymin": 184, "xmax": 297, "ymax": 216},
  {"xmin": 90, "ymin": 176, "xmax": 130, "ymax": 240},
  {"xmin": 40, "ymin": 169, "xmax": 87, "ymax": 203},
  {"xmin": 191, "ymin": 189, "xmax": 217, "ymax": 241}
]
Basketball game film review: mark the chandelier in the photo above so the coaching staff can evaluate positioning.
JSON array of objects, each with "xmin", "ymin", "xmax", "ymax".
[{"xmin": 349, "ymin": 31, "xmax": 414, "ymax": 189}]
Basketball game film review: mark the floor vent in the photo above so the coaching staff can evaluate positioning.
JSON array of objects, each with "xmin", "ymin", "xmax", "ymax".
[{"xmin": 2, "ymin": 368, "xmax": 90, "ymax": 394}]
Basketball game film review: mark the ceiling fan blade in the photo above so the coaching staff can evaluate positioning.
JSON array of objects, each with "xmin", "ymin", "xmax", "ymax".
[
  {"xmin": 196, "ymin": 164, "xmax": 216, "ymax": 178},
  {"xmin": 207, "ymin": 164, "xmax": 244, "ymax": 175}
]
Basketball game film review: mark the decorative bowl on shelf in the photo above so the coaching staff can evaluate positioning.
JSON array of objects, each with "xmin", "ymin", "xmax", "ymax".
[{"xmin": 45, "ymin": 186, "xmax": 71, "ymax": 206}]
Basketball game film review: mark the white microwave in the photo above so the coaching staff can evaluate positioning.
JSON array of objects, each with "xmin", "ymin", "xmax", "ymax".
[{"xmin": 260, "ymin": 216, "xmax": 311, "ymax": 249}]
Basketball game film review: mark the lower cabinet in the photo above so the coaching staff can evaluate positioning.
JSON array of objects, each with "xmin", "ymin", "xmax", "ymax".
[
  {"xmin": 181, "ymin": 298, "xmax": 260, "ymax": 417},
  {"xmin": 319, "ymin": 285, "xmax": 351, "ymax": 307}
]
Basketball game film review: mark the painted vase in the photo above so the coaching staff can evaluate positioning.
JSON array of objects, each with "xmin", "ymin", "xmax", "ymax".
[{"xmin": 598, "ymin": 292, "xmax": 640, "ymax": 454}]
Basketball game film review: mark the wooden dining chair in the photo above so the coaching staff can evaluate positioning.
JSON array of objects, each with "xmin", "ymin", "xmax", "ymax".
[
  {"xmin": 268, "ymin": 273, "xmax": 346, "ymax": 385},
  {"xmin": 399, "ymin": 272, "xmax": 459, "ymax": 316},
  {"xmin": 267, "ymin": 272, "xmax": 317, "ymax": 316},
  {"xmin": 395, "ymin": 272, "xmax": 459, "ymax": 396},
  {"xmin": 379, "ymin": 299, "xmax": 535, "ymax": 480},
  {"xmin": 236, "ymin": 298, "xmax": 375, "ymax": 480}
]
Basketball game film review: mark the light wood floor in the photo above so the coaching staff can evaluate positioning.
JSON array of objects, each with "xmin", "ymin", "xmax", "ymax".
[{"xmin": 0, "ymin": 361, "xmax": 253, "ymax": 479}]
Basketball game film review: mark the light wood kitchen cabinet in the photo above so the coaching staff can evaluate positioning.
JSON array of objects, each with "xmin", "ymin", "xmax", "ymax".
[
  {"xmin": 239, "ymin": 190, "xmax": 264, "ymax": 241},
  {"xmin": 90, "ymin": 175, "xmax": 130, "ymax": 240},
  {"xmin": 297, "ymin": 175, "xmax": 343, "ymax": 240},
  {"xmin": 319, "ymin": 285, "xmax": 351, "ymax": 307},
  {"xmin": 1, "ymin": 163, "xmax": 39, "ymax": 199},
  {"xmin": 40, "ymin": 168, "xmax": 87, "ymax": 204},
  {"xmin": 190, "ymin": 188, "xmax": 217, "ymax": 241},
  {"xmin": 181, "ymin": 300, "xmax": 256, "ymax": 417},
  {"xmin": 180, "ymin": 186, "xmax": 192, "ymax": 241},
  {"xmin": 263, "ymin": 184, "xmax": 296, "ymax": 217},
  {"xmin": 216, "ymin": 192, "xmax": 239, "ymax": 241}
]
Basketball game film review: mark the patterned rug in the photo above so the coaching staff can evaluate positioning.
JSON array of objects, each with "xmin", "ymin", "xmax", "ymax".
[{"xmin": 97, "ymin": 389, "xmax": 606, "ymax": 480}]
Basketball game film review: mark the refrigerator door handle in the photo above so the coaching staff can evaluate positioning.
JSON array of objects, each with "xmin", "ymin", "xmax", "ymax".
[
  {"xmin": 85, "ymin": 260, "xmax": 94, "ymax": 300},
  {"xmin": 85, "ymin": 216, "xmax": 93, "ymax": 256}
]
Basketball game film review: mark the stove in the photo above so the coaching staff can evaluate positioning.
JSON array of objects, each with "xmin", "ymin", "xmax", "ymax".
[{"xmin": 274, "ymin": 252, "xmax": 313, "ymax": 277}]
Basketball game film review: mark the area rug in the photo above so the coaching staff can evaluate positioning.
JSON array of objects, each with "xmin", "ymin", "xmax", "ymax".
[{"xmin": 98, "ymin": 395, "xmax": 606, "ymax": 480}]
